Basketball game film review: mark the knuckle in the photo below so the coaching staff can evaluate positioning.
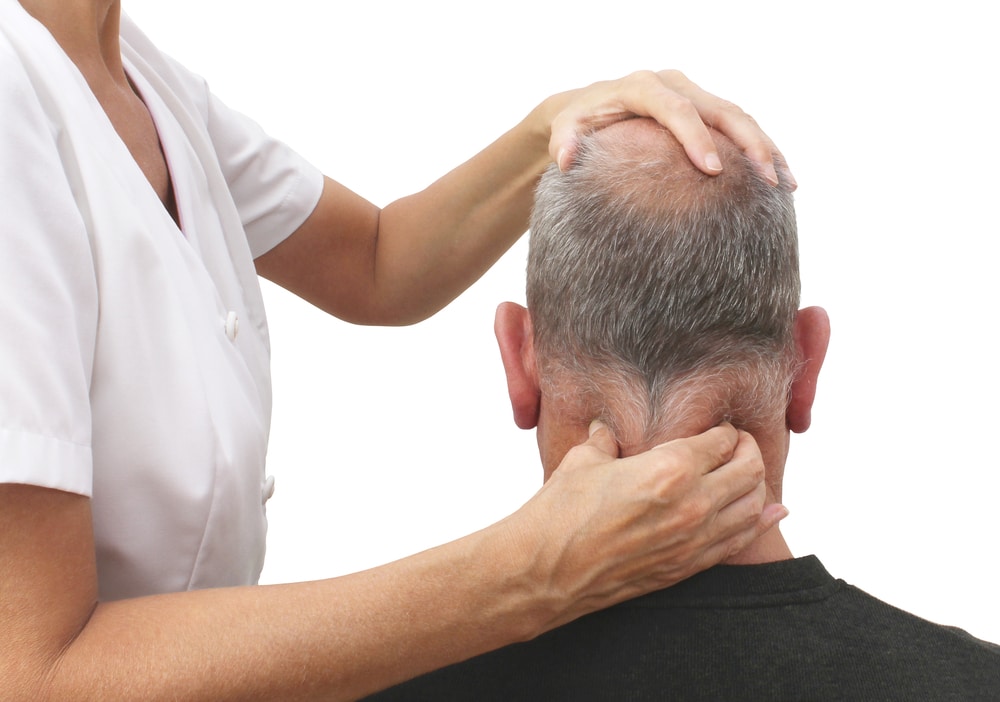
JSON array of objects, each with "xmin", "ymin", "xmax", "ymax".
[
  {"xmin": 666, "ymin": 94, "xmax": 698, "ymax": 117},
  {"xmin": 745, "ymin": 143, "xmax": 774, "ymax": 164},
  {"xmin": 625, "ymin": 70, "xmax": 692, "ymax": 106},
  {"xmin": 655, "ymin": 457, "xmax": 695, "ymax": 495},
  {"xmin": 660, "ymin": 439, "xmax": 696, "ymax": 466},
  {"xmin": 743, "ymin": 494, "xmax": 766, "ymax": 527},
  {"xmin": 721, "ymin": 100, "xmax": 750, "ymax": 118},
  {"xmin": 706, "ymin": 436, "xmax": 732, "ymax": 465},
  {"xmin": 563, "ymin": 444, "xmax": 590, "ymax": 464},
  {"xmin": 625, "ymin": 69, "xmax": 660, "ymax": 85},
  {"xmin": 721, "ymin": 535, "xmax": 746, "ymax": 560},
  {"xmin": 563, "ymin": 442, "xmax": 609, "ymax": 469},
  {"xmin": 676, "ymin": 492, "xmax": 713, "ymax": 527},
  {"xmin": 656, "ymin": 68, "xmax": 689, "ymax": 85},
  {"xmin": 746, "ymin": 457, "xmax": 766, "ymax": 483}
]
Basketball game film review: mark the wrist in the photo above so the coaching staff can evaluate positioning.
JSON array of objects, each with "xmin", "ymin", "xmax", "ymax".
[
  {"xmin": 521, "ymin": 90, "xmax": 575, "ymax": 170},
  {"xmin": 474, "ymin": 506, "xmax": 576, "ymax": 641}
]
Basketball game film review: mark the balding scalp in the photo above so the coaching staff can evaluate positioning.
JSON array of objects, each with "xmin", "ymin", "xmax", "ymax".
[{"xmin": 527, "ymin": 119, "xmax": 799, "ymax": 447}]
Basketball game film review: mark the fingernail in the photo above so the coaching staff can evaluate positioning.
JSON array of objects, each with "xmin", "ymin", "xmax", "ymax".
[
  {"xmin": 705, "ymin": 152, "xmax": 723, "ymax": 172},
  {"xmin": 588, "ymin": 419, "xmax": 606, "ymax": 437},
  {"xmin": 764, "ymin": 163, "xmax": 779, "ymax": 186},
  {"xmin": 557, "ymin": 147, "xmax": 570, "ymax": 172},
  {"xmin": 785, "ymin": 168, "xmax": 798, "ymax": 191}
]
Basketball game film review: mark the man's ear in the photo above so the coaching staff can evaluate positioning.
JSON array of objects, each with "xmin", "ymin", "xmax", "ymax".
[
  {"xmin": 787, "ymin": 306, "xmax": 831, "ymax": 434},
  {"xmin": 494, "ymin": 302, "xmax": 541, "ymax": 429}
]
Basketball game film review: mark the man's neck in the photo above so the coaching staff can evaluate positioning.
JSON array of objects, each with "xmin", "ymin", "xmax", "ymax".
[
  {"xmin": 541, "ymin": 418, "xmax": 794, "ymax": 567},
  {"xmin": 722, "ymin": 520, "xmax": 793, "ymax": 565}
]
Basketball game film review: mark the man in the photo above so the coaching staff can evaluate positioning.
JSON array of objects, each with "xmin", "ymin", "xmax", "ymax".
[{"xmin": 366, "ymin": 119, "xmax": 1000, "ymax": 700}]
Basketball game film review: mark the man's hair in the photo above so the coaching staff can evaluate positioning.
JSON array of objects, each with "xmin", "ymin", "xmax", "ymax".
[{"xmin": 526, "ymin": 119, "xmax": 800, "ymax": 447}]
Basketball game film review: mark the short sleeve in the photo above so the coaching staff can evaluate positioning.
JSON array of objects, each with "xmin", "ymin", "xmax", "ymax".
[
  {"xmin": 203, "ymin": 90, "xmax": 325, "ymax": 259},
  {"xmin": 0, "ymin": 41, "xmax": 98, "ymax": 495}
]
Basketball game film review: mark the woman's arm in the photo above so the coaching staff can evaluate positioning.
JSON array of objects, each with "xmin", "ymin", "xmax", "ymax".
[
  {"xmin": 254, "ymin": 70, "xmax": 792, "ymax": 325},
  {"xmin": 2, "ymin": 425, "xmax": 779, "ymax": 702}
]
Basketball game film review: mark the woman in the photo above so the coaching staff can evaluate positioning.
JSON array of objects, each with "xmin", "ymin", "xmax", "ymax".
[{"xmin": 0, "ymin": 0, "xmax": 789, "ymax": 699}]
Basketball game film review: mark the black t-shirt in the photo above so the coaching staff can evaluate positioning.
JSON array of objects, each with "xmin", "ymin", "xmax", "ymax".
[{"xmin": 365, "ymin": 556, "xmax": 1000, "ymax": 701}]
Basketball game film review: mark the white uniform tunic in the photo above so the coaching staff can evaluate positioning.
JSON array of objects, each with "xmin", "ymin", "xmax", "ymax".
[{"xmin": 0, "ymin": 2, "xmax": 324, "ymax": 600}]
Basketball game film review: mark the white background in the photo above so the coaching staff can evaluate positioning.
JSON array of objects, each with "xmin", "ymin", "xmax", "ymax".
[{"xmin": 127, "ymin": 1, "xmax": 999, "ymax": 643}]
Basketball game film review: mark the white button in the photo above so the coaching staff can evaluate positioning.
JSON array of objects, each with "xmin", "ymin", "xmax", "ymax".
[
  {"xmin": 224, "ymin": 311, "xmax": 239, "ymax": 341},
  {"xmin": 262, "ymin": 475, "xmax": 275, "ymax": 504}
]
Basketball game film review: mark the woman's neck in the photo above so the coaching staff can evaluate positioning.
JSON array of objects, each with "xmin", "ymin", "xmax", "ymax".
[
  {"xmin": 18, "ymin": 0, "xmax": 176, "ymax": 213},
  {"xmin": 18, "ymin": 0, "xmax": 125, "ymax": 84}
]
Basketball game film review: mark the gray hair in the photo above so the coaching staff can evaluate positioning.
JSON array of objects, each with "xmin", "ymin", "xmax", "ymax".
[{"xmin": 526, "ymin": 119, "xmax": 800, "ymax": 448}]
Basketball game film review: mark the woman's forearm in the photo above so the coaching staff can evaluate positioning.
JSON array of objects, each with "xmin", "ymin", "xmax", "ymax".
[
  {"xmin": 257, "ymin": 71, "xmax": 789, "ymax": 328},
  {"xmin": 255, "ymin": 92, "xmax": 571, "ymax": 327},
  {"xmin": 43, "ymin": 521, "xmax": 542, "ymax": 702},
  {"xmin": 371, "ymin": 95, "xmax": 563, "ymax": 324},
  {"xmin": 10, "ymin": 425, "xmax": 776, "ymax": 702}
]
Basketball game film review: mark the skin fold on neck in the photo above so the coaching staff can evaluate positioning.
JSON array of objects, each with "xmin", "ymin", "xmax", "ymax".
[
  {"xmin": 538, "ymin": 410, "xmax": 794, "ymax": 567},
  {"xmin": 18, "ymin": 0, "xmax": 124, "ymax": 79},
  {"xmin": 496, "ymin": 302, "xmax": 830, "ymax": 569}
]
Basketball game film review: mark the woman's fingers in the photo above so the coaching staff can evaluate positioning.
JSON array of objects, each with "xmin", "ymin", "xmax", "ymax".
[
  {"xmin": 586, "ymin": 420, "xmax": 622, "ymax": 459},
  {"xmin": 521, "ymin": 421, "xmax": 788, "ymax": 630},
  {"xmin": 545, "ymin": 69, "xmax": 795, "ymax": 189},
  {"xmin": 651, "ymin": 421, "xmax": 741, "ymax": 475},
  {"xmin": 657, "ymin": 70, "xmax": 795, "ymax": 189}
]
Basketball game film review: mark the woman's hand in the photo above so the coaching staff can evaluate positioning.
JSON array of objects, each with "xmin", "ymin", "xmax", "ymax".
[
  {"xmin": 261, "ymin": 69, "xmax": 791, "ymax": 327},
  {"xmin": 503, "ymin": 422, "xmax": 785, "ymax": 632},
  {"xmin": 543, "ymin": 69, "xmax": 795, "ymax": 188}
]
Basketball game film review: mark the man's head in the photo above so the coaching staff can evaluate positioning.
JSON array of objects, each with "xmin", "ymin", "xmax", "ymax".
[{"xmin": 496, "ymin": 118, "xmax": 829, "ymax": 485}]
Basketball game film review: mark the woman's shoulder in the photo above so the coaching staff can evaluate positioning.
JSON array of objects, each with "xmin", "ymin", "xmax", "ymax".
[
  {"xmin": 0, "ymin": 6, "xmax": 85, "ymax": 150},
  {"xmin": 0, "ymin": 12, "xmax": 41, "ymax": 109}
]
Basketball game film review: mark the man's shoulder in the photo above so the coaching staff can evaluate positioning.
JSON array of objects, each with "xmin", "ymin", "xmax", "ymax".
[
  {"xmin": 836, "ymin": 580, "xmax": 1000, "ymax": 657},
  {"xmin": 364, "ymin": 558, "xmax": 1000, "ymax": 701}
]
